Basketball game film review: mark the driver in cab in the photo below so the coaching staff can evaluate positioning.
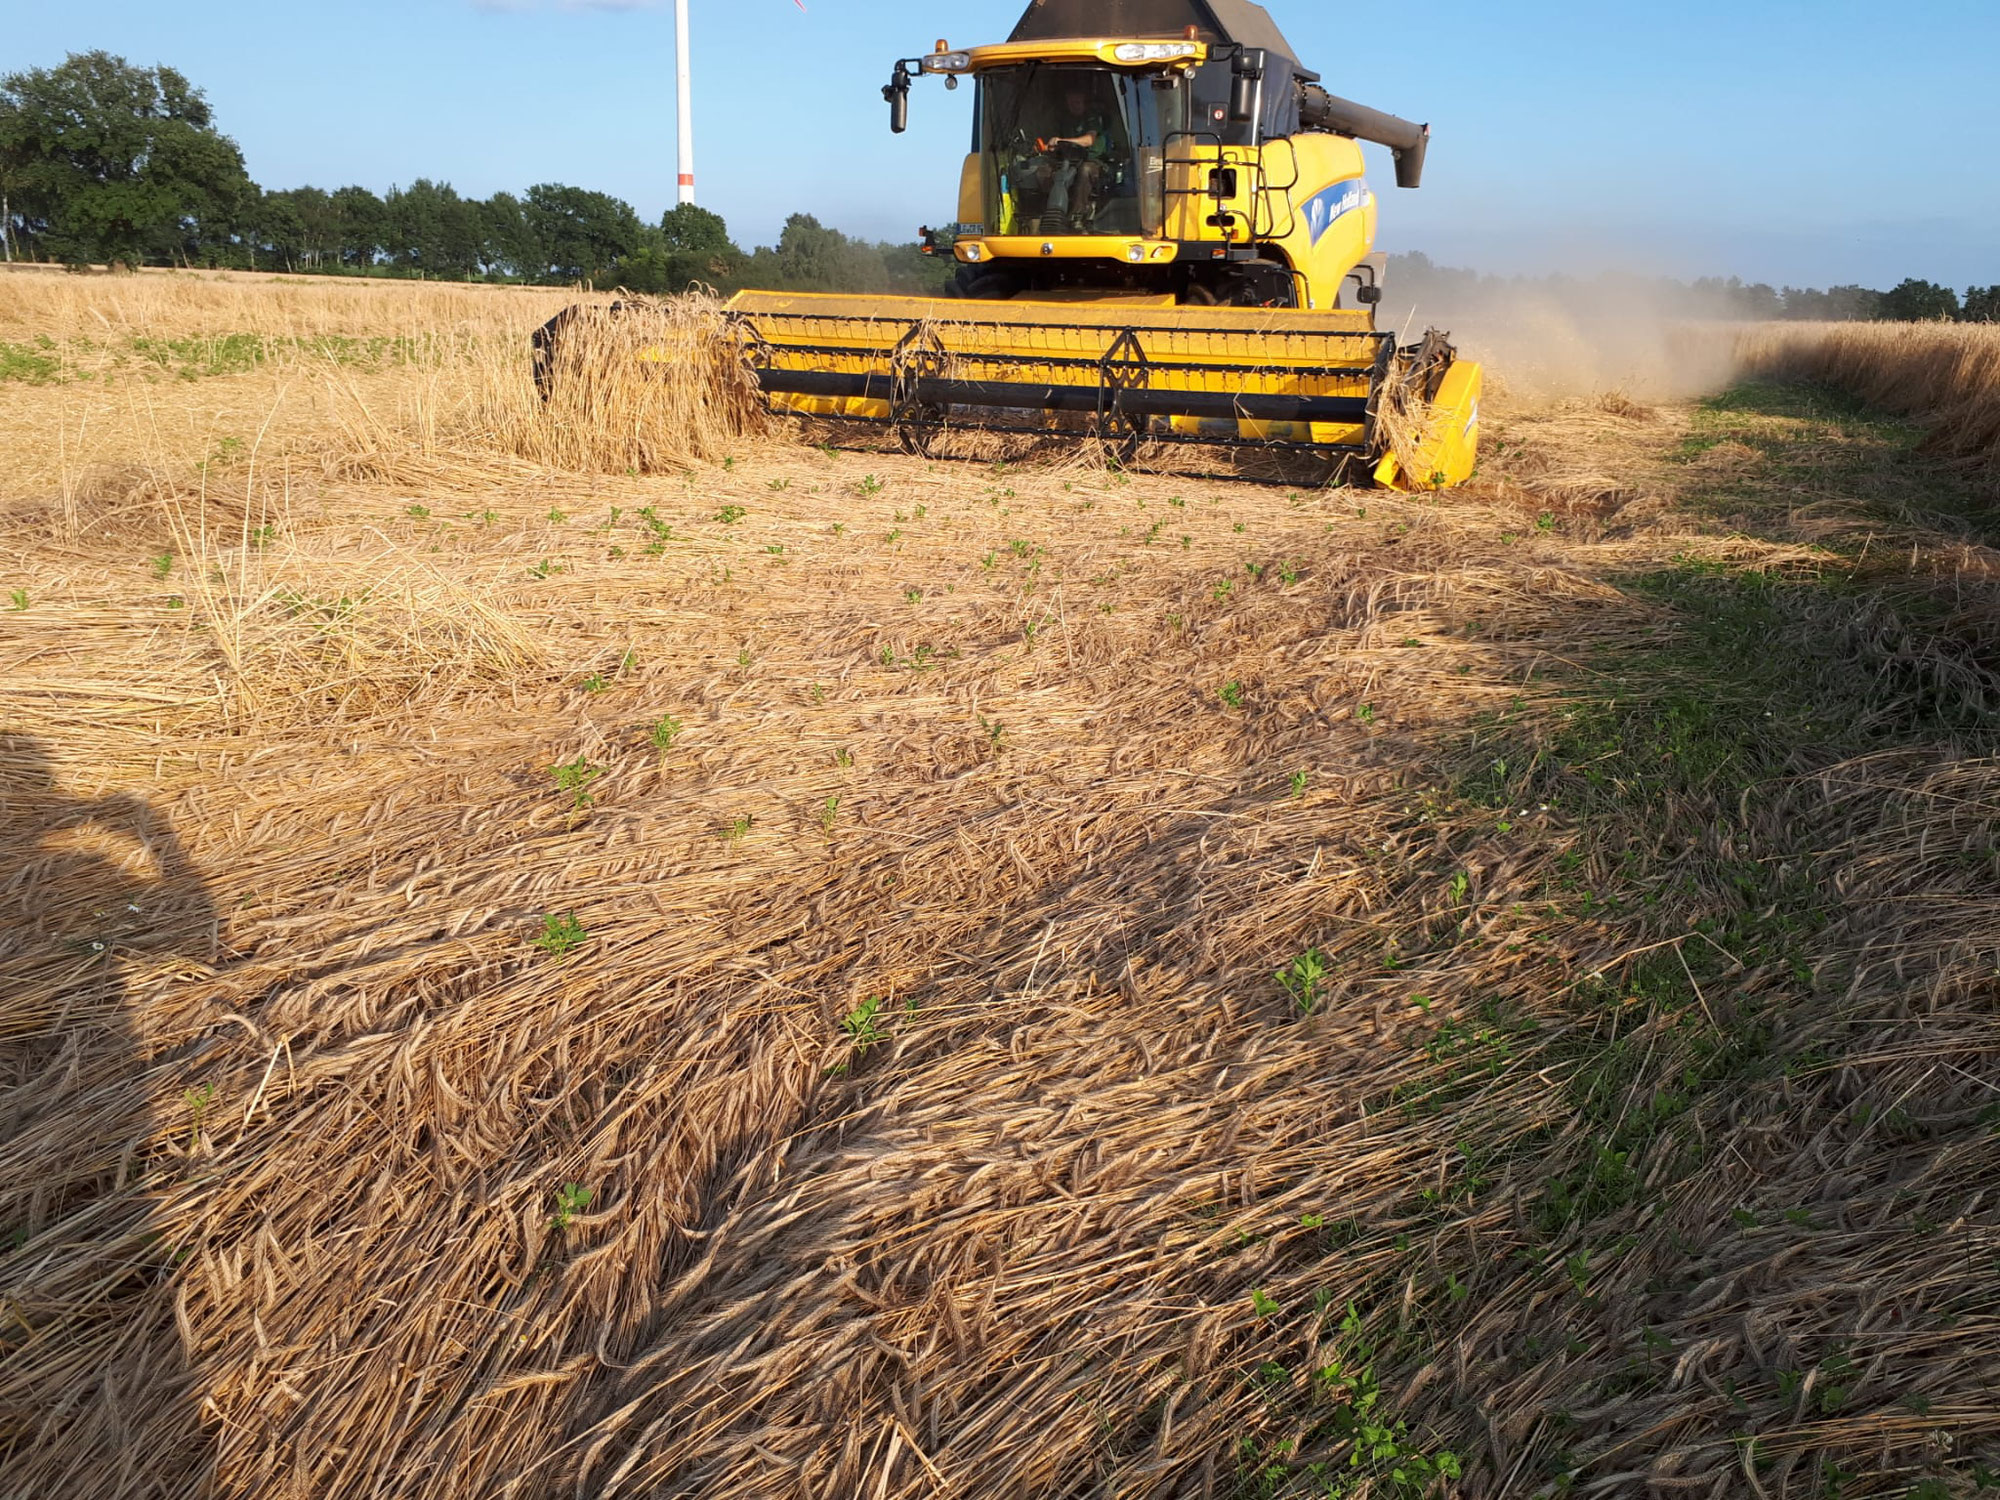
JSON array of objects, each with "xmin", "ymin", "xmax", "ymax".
[{"xmin": 1022, "ymin": 83, "xmax": 1111, "ymax": 232}]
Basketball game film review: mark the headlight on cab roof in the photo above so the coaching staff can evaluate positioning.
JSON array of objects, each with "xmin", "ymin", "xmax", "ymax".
[
  {"xmin": 1112, "ymin": 42, "xmax": 1200, "ymax": 62},
  {"xmin": 921, "ymin": 52, "xmax": 971, "ymax": 72}
]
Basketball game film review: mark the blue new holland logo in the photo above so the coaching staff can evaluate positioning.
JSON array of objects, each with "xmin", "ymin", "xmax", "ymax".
[{"xmin": 1301, "ymin": 179, "xmax": 1374, "ymax": 245}]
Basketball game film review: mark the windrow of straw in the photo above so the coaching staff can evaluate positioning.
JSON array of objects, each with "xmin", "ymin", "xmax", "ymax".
[{"xmin": 1735, "ymin": 320, "xmax": 2000, "ymax": 471}]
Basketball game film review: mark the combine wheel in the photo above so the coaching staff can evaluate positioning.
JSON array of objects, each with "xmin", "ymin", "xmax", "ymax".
[
  {"xmin": 944, "ymin": 266, "xmax": 1020, "ymax": 301},
  {"xmin": 1180, "ymin": 260, "xmax": 1299, "ymax": 308}
]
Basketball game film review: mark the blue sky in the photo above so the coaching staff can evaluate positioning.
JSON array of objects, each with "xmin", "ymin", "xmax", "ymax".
[{"xmin": 9, "ymin": 0, "xmax": 1998, "ymax": 288}]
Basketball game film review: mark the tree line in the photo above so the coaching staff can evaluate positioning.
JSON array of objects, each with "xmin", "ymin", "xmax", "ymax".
[
  {"xmin": 1689, "ymin": 276, "xmax": 1999, "ymax": 324},
  {"xmin": 0, "ymin": 51, "xmax": 952, "ymax": 296},
  {"xmin": 3, "ymin": 52, "xmax": 1992, "ymax": 320}
]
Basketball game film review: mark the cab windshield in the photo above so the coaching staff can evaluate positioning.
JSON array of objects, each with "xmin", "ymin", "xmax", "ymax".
[{"xmin": 974, "ymin": 65, "xmax": 1187, "ymax": 237}]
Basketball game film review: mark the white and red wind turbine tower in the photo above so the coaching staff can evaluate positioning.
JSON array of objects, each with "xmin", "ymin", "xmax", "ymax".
[
  {"xmin": 674, "ymin": 0, "xmax": 805, "ymax": 206},
  {"xmin": 675, "ymin": 0, "xmax": 696, "ymax": 204}
]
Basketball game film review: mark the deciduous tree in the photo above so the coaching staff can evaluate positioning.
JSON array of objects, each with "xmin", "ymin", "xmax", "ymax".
[
  {"xmin": 329, "ymin": 185, "xmax": 386, "ymax": 269},
  {"xmin": 1877, "ymin": 278, "xmax": 1961, "ymax": 322},
  {"xmin": 383, "ymin": 179, "xmax": 486, "ymax": 278},
  {"xmin": 525, "ymin": 183, "xmax": 643, "ymax": 284},
  {"xmin": 0, "ymin": 51, "xmax": 254, "ymax": 266}
]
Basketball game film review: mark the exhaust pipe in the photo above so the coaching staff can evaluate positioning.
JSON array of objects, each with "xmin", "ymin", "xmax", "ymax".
[{"xmin": 1299, "ymin": 85, "xmax": 1429, "ymax": 189}]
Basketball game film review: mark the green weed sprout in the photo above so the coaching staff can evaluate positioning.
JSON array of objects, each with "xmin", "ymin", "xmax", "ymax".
[
  {"xmin": 531, "ymin": 912, "xmax": 589, "ymax": 959},
  {"xmin": 840, "ymin": 995, "xmax": 885, "ymax": 1057},
  {"xmin": 648, "ymin": 715, "xmax": 683, "ymax": 752},
  {"xmin": 1277, "ymin": 948, "xmax": 1329, "ymax": 1014},
  {"xmin": 548, "ymin": 757, "xmax": 602, "ymax": 810},
  {"xmin": 550, "ymin": 1182, "xmax": 592, "ymax": 1232},
  {"xmin": 183, "ymin": 1083, "xmax": 217, "ymax": 1151}
]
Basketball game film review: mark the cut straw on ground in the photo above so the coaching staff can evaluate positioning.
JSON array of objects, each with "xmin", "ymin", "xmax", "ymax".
[{"xmin": 2, "ymin": 275, "xmax": 1996, "ymax": 1499}]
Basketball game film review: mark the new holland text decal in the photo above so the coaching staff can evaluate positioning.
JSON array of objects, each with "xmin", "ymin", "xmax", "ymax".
[{"xmin": 1301, "ymin": 179, "xmax": 1374, "ymax": 244}]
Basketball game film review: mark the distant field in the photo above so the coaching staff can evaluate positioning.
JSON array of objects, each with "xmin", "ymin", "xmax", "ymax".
[{"xmin": 3, "ymin": 272, "xmax": 1997, "ymax": 1499}]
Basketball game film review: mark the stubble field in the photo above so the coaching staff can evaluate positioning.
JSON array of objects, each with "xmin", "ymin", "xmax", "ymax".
[{"xmin": 2, "ymin": 269, "xmax": 1997, "ymax": 1499}]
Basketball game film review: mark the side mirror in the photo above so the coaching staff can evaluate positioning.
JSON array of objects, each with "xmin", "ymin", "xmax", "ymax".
[
  {"xmin": 1229, "ymin": 51, "xmax": 1263, "ymax": 123},
  {"xmin": 884, "ymin": 63, "xmax": 912, "ymax": 134}
]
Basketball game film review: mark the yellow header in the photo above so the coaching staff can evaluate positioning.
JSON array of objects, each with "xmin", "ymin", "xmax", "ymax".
[{"xmin": 920, "ymin": 39, "xmax": 1208, "ymax": 75}]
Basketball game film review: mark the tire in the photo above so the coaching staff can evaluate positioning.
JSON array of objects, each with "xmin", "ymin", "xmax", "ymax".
[{"xmin": 945, "ymin": 266, "xmax": 1019, "ymax": 301}]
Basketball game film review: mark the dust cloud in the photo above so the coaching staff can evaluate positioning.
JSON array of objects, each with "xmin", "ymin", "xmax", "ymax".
[{"xmin": 1380, "ymin": 256, "xmax": 1744, "ymax": 402}]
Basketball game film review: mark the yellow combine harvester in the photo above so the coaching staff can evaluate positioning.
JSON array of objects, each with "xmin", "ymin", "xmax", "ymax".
[
  {"xmin": 545, "ymin": 0, "xmax": 1481, "ymax": 487},
  {"xmin": 731, "ymin": 0, "xmax": 1480, "ymax": 488}
]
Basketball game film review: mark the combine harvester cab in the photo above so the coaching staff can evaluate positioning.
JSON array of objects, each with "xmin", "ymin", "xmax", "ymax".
[{"xmin": 729, "ymin": 0, "xmax": 1482, "ymax": 489}]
